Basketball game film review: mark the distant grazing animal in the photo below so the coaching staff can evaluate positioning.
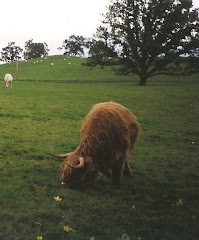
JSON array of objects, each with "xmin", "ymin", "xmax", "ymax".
[
  {"xmin": 50, "ymin": 101, "xmax": 140, "ymax": 188},
  {"xmin": 4, "ymin": 74, "xmax": 13, "ymax": 88}
]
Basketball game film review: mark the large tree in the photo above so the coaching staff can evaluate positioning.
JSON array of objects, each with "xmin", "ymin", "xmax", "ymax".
[
  {"xmin": 86, "ymin": 0, "xmax": 199, "ymax": 85},
  {"xmin": 84, "ymin": 26, "xmax": 117, "ymax": 68},
  {"xmin": 24, "ymin": 39, "xmax": 49, "ymax": 59},
  {"xmin": 61, "ymin": 35, "xmax": 87, "ymax": 56},
  {"xmin": 1, "ymin": 42, "xmax": 23, "ymax": 62}
]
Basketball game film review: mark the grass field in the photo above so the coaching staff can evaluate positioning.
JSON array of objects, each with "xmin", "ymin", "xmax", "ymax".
[
  {"xmin": 1, "ymin": 55, "xmax": 197, "ymax": 84},
  {"xmin": 0, "ymin": 55, "xmax": 135, "ymax": 82},
  {"xmin": 0, "ymin": 57, "xmax": 199, "ymax": 240}
]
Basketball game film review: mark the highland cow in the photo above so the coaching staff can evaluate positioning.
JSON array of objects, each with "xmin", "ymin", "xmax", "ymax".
[{"xmin": 50, "ymin": 101, "xmax": 140, "ymax": 188}]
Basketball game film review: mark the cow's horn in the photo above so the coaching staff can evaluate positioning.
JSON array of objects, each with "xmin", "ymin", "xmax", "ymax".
[
  {"xmin": 66, "ymin": 156, "xmax": 85, "ymax": 169},
  {"xmin": 48, "ymin": 152, "xmax": 70, "ymax": 159}
]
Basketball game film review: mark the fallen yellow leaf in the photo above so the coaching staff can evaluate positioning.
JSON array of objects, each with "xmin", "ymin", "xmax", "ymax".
[
  {"xmin": 63, "ymin": 226, "xmax": 75, "ymax": 232},
  {"xmin": 63, "ymin": 226, "xmax": 70, "ymax": 232},
  {"xmin": 34, "ymin": 222, "xmax": 42, "ymax": 226},
  {"xmin": 54, "ymin": 196, "xmax": 62, "ymax": 202},
  {"xmin": 37, "ymin": 236, "xmax": 43, "ymax": 240},
  {"xmin": 90, "ymin": 236, "xmax": 95, "ymax": 240},
  {"xmin": 131, "ymin": 204, "xmax": 136, "ymax": 209},
  {"xmin": 176, "ymin": 198, "xmax": 183, "ymax": 206}
]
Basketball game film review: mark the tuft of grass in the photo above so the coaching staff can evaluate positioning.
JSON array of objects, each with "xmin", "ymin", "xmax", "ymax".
[{"xmin": 0, "ymin": 77, "xmax": 198, "ymax": 239}]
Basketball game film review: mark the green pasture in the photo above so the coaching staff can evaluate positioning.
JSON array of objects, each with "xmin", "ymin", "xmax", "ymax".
[
  {"xmin": 0, "ymin": 58, "xmax": 199, "ymax": 240},
  {"xmin": 1, "ymin": 55, "xmax": 197, "ymax": 84},
  {"xmin": 0, "ymin": 55, "xmax": 134, "ymax": 82}
]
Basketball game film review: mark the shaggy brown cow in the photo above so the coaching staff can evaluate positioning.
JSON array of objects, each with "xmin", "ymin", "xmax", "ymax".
[{"xmin": 51, "ymin": 101, "xmax": 140, "ymax": 188}]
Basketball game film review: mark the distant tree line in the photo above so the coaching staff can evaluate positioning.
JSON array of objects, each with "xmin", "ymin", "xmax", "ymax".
[
  {"xmin": 0, "ymin": 39, "xmax": 50, "ymax": 63},
  {"xmin": 1, "ymin": 0, "xmax": 198, "ymax": 85}
]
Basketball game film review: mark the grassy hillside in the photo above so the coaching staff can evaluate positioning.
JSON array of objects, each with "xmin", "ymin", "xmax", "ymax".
[
  {"xmin": 0, "ymin": 79, "xmax": 198, "ymax": 240},
  {"xmin": 1, "ymin": 55, "xmax": 198, "ymax": 84},
  {"xmin": 0, "ymin": 55, "xmax": 135, "ymax": 82}
]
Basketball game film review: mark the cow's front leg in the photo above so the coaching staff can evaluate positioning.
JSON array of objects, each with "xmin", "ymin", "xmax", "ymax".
[
  {"xmin": 123, "ymin": 161, "xmax": 132, "ymax": 176},
  {"xmin": 112, "ymin": 161, "xmax": 124, "ymax": 185}
]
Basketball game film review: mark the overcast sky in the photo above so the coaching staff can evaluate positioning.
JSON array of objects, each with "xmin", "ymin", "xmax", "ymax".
[
  {"xmin": 0, "ymin": 0, "xmax": 110, "ymax": 55},
  {"xmin": 0, "ymin": 0, "xmax": 198, "ymax": 56}
]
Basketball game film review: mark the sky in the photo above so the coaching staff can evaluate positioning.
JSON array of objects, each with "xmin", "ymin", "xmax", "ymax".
[
  {"xmin": 0, "ymin": 0, "xmax": 110, "ymax": 55},
  {"xmin": 0, "ymin": 0, "xmax": 198, "ymax": 56}
]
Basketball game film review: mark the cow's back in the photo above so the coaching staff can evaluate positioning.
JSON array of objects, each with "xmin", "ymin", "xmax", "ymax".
[
  {"xmin": 81, "ymin": 102, "xmax": 139, "ymax": 158},
  {"xmin": 4, "ymin": 74, "xmax": 13, "ymax": 82}
]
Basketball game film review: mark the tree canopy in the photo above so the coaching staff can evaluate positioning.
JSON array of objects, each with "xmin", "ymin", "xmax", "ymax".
[
  {"xmin": 86, "ymin": 0, "xmax": 199, "ymax": 85},
  {"xmin": 61, "ymin": 35, "xmax": 87, "ymax": 56},
  {"xmin": 24, "ymin": 39, "xmax": 49, "ymax": 59},
  {"xmin": 1, "ymin": 42, "xmax": 23, "ymax": 62}
]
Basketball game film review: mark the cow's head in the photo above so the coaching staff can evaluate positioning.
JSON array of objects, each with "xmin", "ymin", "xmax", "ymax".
[{"xmin": 50, "ymin": 152, "xmax": 97, "ymax": 188}]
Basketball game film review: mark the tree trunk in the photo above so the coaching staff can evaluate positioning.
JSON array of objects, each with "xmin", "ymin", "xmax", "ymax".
[{"xmin": 138, "ymin": 76, "xmax": 147, "ymax": 86}]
